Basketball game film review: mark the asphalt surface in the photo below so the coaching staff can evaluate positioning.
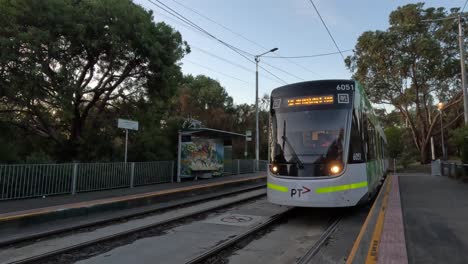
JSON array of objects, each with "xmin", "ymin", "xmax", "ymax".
[{"xmin": 400, "ymin": 174, "xmax": 468, "ymax": 264}]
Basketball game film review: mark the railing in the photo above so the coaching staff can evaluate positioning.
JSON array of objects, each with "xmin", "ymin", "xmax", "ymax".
[
  {"xmin": 224, "ymin": 160, "xmax": 268, "ymax": 175},
  {"xmin": 0, "ymin": 159, "xmax": 267, "ymax": 201},
  {"xmin": 0, "ymin": 161, "xmax": 174, "ymax": 201},
  {"xmin": 440, "ymin": 161, "xmax": 468, "ymax": 179}
]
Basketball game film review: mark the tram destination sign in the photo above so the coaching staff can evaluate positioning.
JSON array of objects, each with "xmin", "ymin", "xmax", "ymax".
[{"xmin": 286, "ymin": 95, "xmax": 334, "ymax": 107}]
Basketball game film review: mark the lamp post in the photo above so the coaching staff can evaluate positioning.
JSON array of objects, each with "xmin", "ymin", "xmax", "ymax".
[
  {"xmin": 458, "ymin": 15, "xmax": 468, "ymax": 125},
  {"xmin": 438, "ymin": 102, "xmax": 446, "ymax": 160},
  {"xmin": 254, "ymin": 47, "xmax": 278, "ymax": 170}
]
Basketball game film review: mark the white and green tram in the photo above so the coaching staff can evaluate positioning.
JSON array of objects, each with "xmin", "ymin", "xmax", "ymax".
[{"xmin": 267, "ymin": 80, "xmax": 387, "ymax": 207}]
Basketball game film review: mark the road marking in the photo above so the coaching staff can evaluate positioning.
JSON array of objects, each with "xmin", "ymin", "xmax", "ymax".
[
  {"xmin": 345, "ymin": 176, "xmax": 390, "ymax": 264},
  {"xmin": 365, "ymin": 176, "xmax": 392, "ymax": 264},
  {"xmin": 0, "ymin": 175, "xmax": 266, "ymax": 222}
]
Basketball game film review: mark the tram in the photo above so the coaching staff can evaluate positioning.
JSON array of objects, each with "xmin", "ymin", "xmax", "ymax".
[{"xmin": 267, "ymin": 80, "xmax": 387, "ymax": 207}]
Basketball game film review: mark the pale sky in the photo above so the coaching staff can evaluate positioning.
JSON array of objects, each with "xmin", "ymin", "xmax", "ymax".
[{"xmin": 134, "ymin": 0, "xmax": 464, "ymax": 105}]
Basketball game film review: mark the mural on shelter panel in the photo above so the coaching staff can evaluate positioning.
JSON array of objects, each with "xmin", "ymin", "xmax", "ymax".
[{"xmin": 180, "ymin": 137, "xmax": 224, "ymax": 177}]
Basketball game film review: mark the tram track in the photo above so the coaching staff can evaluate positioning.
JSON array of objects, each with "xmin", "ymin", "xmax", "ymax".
[
  {"xmin": 0, "ymin": 186, "xmax": 266, "ymax": 264},
  {"xmin": 187, "ymin": 209, "xmax": 343, "ymax": 264},
  {"xmin": 185, "ymin": 208, "xmax": 295, "ymax": 264},
  {"xmin": 0, "ymin": 183, "xmax": 265, "ymax": 248},
  {"xmin": 3, "ymin": 187, "xmax": 349, "ymax": 264},
  {"xmin": 296, "ymin": 216, "xmax": 342, "ymax": 264}
]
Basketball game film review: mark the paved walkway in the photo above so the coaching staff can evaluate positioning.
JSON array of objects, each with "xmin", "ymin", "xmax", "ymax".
[
  {"xmin": 347, "ymin": 172, "xmax": 468, "ymax": 264},
  {"xmin": 0, "ymin": 173, "xmax": 265, "ymax": 214},
  {"xmin": 400, "ymin": 173, "xmax": 468, "ymax": 264}
]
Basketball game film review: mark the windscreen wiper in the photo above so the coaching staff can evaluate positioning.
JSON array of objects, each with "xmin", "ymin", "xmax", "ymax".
[{"xmin": 282, "ymin": 120, "xmax": 304, "ymax": 169}]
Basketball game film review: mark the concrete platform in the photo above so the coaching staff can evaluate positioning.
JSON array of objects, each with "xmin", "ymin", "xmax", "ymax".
[
  {"xmin": 347, "ymin": 172, "xmax": 468, "ymax": 264},
  {"xmin": 0, "ymin": 173, "xmax": 265, "ymax": 228}
]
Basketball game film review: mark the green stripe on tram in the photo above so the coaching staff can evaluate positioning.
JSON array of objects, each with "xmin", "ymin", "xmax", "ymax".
[
  {"xmin": 267, "ymin": 183, "xmax": 288, "ymax": 193},
  {"xmin": 315, "ymin": 181, "xmax": 368, "ymax": 194}
]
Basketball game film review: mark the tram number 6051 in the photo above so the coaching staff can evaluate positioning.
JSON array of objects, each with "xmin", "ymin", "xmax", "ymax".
[{"xmin": 336, "ymin": 84, "xmax": 354, "ymax": 91}]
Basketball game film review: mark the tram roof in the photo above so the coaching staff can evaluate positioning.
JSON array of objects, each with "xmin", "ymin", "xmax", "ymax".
[{"xmin": 271, "ymin": 79, "xmax": 354, "ymax": 95}]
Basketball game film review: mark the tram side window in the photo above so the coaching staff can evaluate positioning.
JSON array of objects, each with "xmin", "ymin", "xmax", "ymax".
[
  {"xmin": 349, "ymin": 110, "xmax": 364, "ymax": 163},
  {"xmin": 366, "ymin": 118, "xmax": 376, "ymax": 161}
]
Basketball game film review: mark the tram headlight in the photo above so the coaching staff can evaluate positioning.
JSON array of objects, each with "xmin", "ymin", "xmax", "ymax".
[
  {"xmin": 270, "ymin": 164, "xmax": 279, "ymax": 174},
  {"xmin": 328, "ymin": 163, "xmax": 343, "ymax": 175}
]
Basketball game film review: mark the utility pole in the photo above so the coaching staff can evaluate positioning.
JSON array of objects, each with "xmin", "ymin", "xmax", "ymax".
[
  {"xmin": 255, "ymin": 57, "xmax": 259, "ymax": 168},
  {"xmin": 459, "ymin": 14, "xmax": 468, "ymax": 124},
  {"xmin": 124, "ymin": 129, "xmax": 128, "ymax": 163},
  {"xmin": 422, "ymin": 14, "xmax": 468, "ymax": 123},
  {"xmin": 438, "ymin": 103, "xmax": 446, "ymax": 160},
  {"xmin": 429, "ymin": 110, "xmax": 435, "ymax": 160},
  {"xmin": 254, "ymin": 48, "xmax": 278, "ymax": 170}
]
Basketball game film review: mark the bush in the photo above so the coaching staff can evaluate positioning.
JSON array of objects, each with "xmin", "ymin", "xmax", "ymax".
[
  {"xmin": 24, "ymin": 151, "xmax": 53, "ymax": 164},
  {"xmin": 461, "ymin": 137, "xmax": 468, "ymax": 164}
]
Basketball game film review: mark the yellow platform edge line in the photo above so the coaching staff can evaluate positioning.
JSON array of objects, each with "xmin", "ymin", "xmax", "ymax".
[
  {"xmin": 345, "ymin": 175, "xmax": 392, "ymax": 264},
  {"xmin": 0, "ymin": 175, "xmax": 266, "ymax": 222}
]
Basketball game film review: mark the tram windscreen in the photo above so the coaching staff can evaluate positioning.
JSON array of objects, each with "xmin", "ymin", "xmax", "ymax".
[{"xmin": 269, "ymin": 109, "xmax": 348, "ymax": 165}]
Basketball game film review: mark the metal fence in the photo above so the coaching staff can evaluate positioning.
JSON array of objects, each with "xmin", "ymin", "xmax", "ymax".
[
  {"xmin": 224, "ymin": 160, "xmax": 268, "ymax": 175},
  {"xmin": 0, "ymin": 159, "xmax": 267, "ymax": 201},
  {"xmin": 0, "ymin": 161, "xmax": 174, "ymax": 201},
  {"xmin": 440, "ymin": 162, "xmax": 468, "ymax": 179}
]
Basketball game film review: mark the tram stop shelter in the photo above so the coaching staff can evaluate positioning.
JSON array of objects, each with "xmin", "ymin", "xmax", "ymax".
[{"xmin": 177, "ymin": 128, "xmax": 248, "ymax": 182}]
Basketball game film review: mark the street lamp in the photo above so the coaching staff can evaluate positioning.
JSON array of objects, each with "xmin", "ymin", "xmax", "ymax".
[
  {"xmin": 255, "ymin": 48, "xmax": 278, "ymax": 169},
  {"xmin": 438, "ymin": 102, "xmax": 446, "ymax": 160}
]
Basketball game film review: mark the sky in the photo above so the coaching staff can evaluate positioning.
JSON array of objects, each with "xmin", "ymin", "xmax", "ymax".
[{"xmin": 134, "ymin": 0, "xmax": 464, "ymax": 105}]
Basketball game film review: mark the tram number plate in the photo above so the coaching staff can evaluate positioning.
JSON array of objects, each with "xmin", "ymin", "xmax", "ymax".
[{"xmin": 290, "ymin": 185, "xmax": 311, "ymax": 200}]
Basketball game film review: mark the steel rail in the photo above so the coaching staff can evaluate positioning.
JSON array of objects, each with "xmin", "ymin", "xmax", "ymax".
[
  {"xmin": 185, "ymin": 207, "xmax": 295, "ymax": 264},
  {"xmin": 1, "ymin": 184, "xmax": 265, "ymax": 248},
  {"xmin": 6, "ymin": 186, "xmax": 266, "ymax": 264},
  {"xmin": 296, "ymin": 216, "xmax": 342, "ymax": 264}
]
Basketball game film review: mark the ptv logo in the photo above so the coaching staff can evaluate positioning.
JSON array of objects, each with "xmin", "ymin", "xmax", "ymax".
[{"xmin": 290, "ymin": 186, "xmax": 311, "ymax": 197}]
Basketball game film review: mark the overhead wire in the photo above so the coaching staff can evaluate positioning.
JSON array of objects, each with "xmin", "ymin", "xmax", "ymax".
[
  {"xmin": 191, "ymin": 46, "xmax": 251, "ymax": 72},
  {"xmin": 167, "ymin": 0, "xmax": 322, "ymax": 78},
  {"xmin": 146, "ymin": 0, "xmax": 287, "ymax": 84},
  {"xmin": 261, "ymin": 61, "xmax": 305, "ymax": 81},
  {"xmin": 306, "ymin": 0, "xmax": 345, "ymax": 61},
  {"xmin": 184, "ymin": 59, "xmax": 252, "ymax": 85},
  {"xmin": 463, "ymin": 0, "xmax": 468, "ymax": 13},
  {"xmin": 262, "ymin": 49, "xmax": 353, "ymax": 59},
  {"xmin": 190, "ymin": 46, "xmax": 282, "ymax": 83},
  {"xmin": 148, "ymin": 0, "xmax": 253, "ymax": 56},
  {"xmin": 169, "ymin": 0, "xmax": 262, "ymax": 50}
]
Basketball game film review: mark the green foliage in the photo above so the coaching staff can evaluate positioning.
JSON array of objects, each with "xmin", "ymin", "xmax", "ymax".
[
  {"xmin": 0, "ymin": 0, "xmax": 188, "ymax": 161},
  {"xmin": 0, "ymin": 1, "xmax": 270, "ymax": 163},
  {"xmin": 24, "ymin": 151, "xmax": 53, "ymax": 164},
  {"xmin": 346, "ymin": 3, "xmax": 463, "ymax": 163},
  {"xmin": 462, "ymin": 137, "xmax": 468, "ymax": 164},
  {"xmin": 385, "ymin": 126, "xmax": 404, "ymax": 158},
  {"xmin": 0, "ymin": 138, "xmax": 18, "ymax": 163},
  {"xmin": 449, "ymin": 125, "xmax": 468, "ymax": 151}
]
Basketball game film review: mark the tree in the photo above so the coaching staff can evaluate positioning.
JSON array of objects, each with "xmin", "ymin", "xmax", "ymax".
[
  {"xmin": 449, "ymin": 125, "xmax": 468, "ymax": 157},
  {"xmin": 0, "ymin": 0, "xmax": 189, "ymax": 160},
  {"xmin": 385, "ymin": 126, "xmax": 405, "ymax": 159},
  {"xmin": 346, "ymin": 3, "xmax": 465, "ymax": 163},
  {"xmin": 174, "ymin": 75, "xmax": 236, "ymax": 130}
]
